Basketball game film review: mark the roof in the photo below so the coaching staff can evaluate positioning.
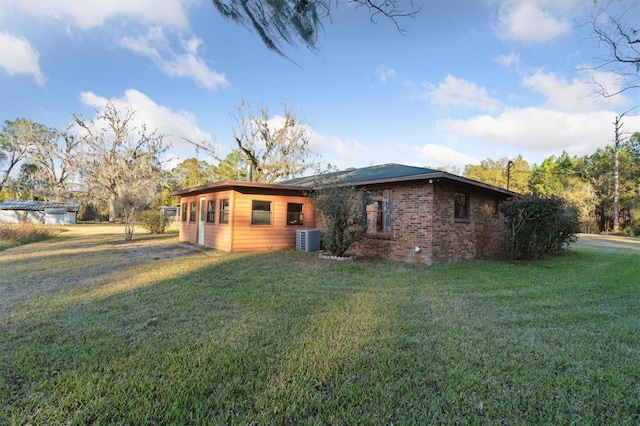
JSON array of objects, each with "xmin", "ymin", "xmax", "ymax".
[
  {"xmin": 282, "ymin": 163, "xmax": 518, "ymax": 196},
  {"xmin": 281, "ymin": 163, "xmax": 441, "ymax": 186},
  {"xmin": 0, "ymin": 200, "xmax": 80, "ymax": 212},
  {"xmin": 170, "ymin": 180, "xmax": 312, "ymax": 197},
  {"xmin": 172, "ymin": 163, "xmax": 519, "ymax": 198}
]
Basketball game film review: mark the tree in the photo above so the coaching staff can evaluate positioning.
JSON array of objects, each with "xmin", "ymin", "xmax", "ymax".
[
  {"xmin": 215, "ymin": 150, "xmax": 248, "ymax": 181},
  {"xmin": 463, "ymin": 156, "xmax": 529, "ymax": 193},
  {"xmin": 0, "ymin": 119, "xmax": 78, "ymax": 201},
  {"xmin": 72, "ymin": 102, "xmax": 169, "ymax": 224},
  {"xmin": 212, "ymin": 0, "xmax": 420, "ymax": 58},
  {"xmin": 588, "ymin": 1, "xmax": 639, "ymax": 97},
  {"xmin": 0, "ymin": 119, "xmax": 34, "ymax": 193},
  {"xmin": 25, "ymin": 126, "xmax": 78, "ymax": 201},
  {"xmin": 170, "ymin": 158, "xmax": 219, "ymax": 190},
  {"xmin": 231, "ymin": 100, "xmax": 317, "ymax": 183},
  {"xmin": 309, "ymin": 167, "xmax": 368, "ymax": 257}
]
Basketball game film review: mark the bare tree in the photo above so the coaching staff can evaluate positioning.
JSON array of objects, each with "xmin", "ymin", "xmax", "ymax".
[
  {"xmin": 212, "ymin": 0, "xmax": 420, "ymax": 58},
  {"xmin": 232, "ymin": 100, "xmax": 317, "ymax": 183},
  {"xmin": 72, "ymin": 102, "xmax": 169, "ymax": 223},
  {"xmin": 0, "ymin": 119, "xmax": 35, "ymax": 193},
  {"xmin": 588, "ymin": 1, "xmax": 639, "ymax": 97},
  {"xmin": 26, "ymin": 126, "xmax": 78, "ymax": 200}
]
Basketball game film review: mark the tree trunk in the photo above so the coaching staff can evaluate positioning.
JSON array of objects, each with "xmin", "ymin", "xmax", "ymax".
[
  {"xmin": 109, "ymin": 191, "xmax": 117, "ymax": 223},
  {"xmin": 613, "ymin": 115, "xmax": 621, "ymax": 232}
]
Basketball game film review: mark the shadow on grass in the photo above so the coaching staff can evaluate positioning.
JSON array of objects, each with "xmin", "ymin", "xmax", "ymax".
[{"xmin": 1, "ymin": 229, "xmax": 639, "ymax": 424}]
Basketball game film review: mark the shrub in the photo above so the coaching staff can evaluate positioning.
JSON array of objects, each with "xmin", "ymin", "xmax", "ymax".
[
  {"xmin": 501, "ymin": 196, "xmax": 579, "ymax": 260},
  {"xmin": 309, "ymin": 173, "xmax": 367, "ymax": 257},
  {"xmin": 139, "ymin": 209, "xmax": 169, "ymax": 234}
]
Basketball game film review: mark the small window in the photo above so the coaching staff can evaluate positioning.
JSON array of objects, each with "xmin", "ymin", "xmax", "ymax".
[
  {"xmin": 492, "ymin": 199, "xmax": 500, "ymax": 216},
  {"xmin": 181, "ymin": 203, "xmax": 187, "ymax": 222},
  {"xmin": 454, "ymin": 192, "xmax": 469, "ymax": 220},
  {"xmin": 251, "ymin": 200, "xmax": 272, "ymax": 225},
  {"xmin": 219, "ymin": 199, "xmax": 229, "ymax": 224},
  {"xmin": 366, "ymin": 190, "xmax": 392, "ymax": 234},
  {"xmin": 189, "ymin": 202, "xmax": 196, "ymax": 222},
  {"xmin": 207, "ymin": 200, "xmax": 215, "ymax": 223},
  {"xmin": 287, "ymin": 203, "xmax": 304, "ymax": 225}
]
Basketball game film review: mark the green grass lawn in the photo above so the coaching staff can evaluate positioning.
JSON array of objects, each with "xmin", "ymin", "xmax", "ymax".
[{"xmin": 1, "ymin": 227, "xmax": 639, "ymax": 425}]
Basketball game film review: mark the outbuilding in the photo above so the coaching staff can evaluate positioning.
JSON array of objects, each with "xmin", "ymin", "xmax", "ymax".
[{"xmin": 0, "ymin": 200, "xmax": 80, "ymax": 225}]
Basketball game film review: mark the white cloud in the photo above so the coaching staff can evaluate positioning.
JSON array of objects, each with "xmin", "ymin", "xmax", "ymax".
[
  {"xmin": 120, "ymin": 27, "xmax": 228, "ymax": 90},
  {"xmin": 375, "ymin": 66, "xmax": 397, "ymax": 83},
  {"xmin": 423, "ymin": 75, "xmax": 501, "ymax": 113},
  {"xmin": 440, "ymin": 107, "xmax": 616, "ymax": 157},
  {"xmin": 14, "ymin": 0, "xmax": 191, "ymax": 31},
  {"xmin": 413, "ymin": 144, "xmax": 479, "ymax": 170},
  {"xmin": 0, "ymin": 32, "xmax": 45, "ymax": 85},
  {"xmin": 495, "ymin": 0, "xmax": 574, "ymax": 43},
  {"xmin": 522, "ymin": 70, "xmax": 630, "ymax": 112},
  {"xmin": 494, "ymin": 51, "xmax": 520, "ymax": 70},
  {"xmin": 78, "ymin": 89, "xmax": 218, "ymax": 156},
  {"xmin": 308, "ymin": 131, "xmax": 369, "ymax": 170}
]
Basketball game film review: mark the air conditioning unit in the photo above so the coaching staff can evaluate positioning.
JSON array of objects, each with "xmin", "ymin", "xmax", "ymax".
[{"xmin": 296, "ymin": 229, "xmax": 320, "ymax": 252}]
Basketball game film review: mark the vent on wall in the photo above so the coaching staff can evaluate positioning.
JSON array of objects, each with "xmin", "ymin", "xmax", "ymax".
[{"xmin": 296, "ymin": 229, "xmax": 320, "ymax": 252}]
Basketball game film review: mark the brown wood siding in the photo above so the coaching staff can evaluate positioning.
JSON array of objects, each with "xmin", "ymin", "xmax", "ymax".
[
  {"xmin": 200, "ymin": 190, "xmax": 233, "ymax": 251},
  {"xmin": 179, "ymin": 190, "xmax": 315, "ymax": 253},
  {"xmin": 231, "ymin": 193, "xmax": 315, "ymax": 252},
  {"xmin": 178, "ymin": 195, "xmax": 198, "ymax": 243}
]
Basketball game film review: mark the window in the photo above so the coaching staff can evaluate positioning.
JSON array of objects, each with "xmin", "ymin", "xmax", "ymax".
[
  {"xmin": 251, "ymin": 200, "xmax": 272, "ymax": 225},
  {"xmin": 207, "ymin": 200, "xmax": 215, "ymax": 223},
  {"xmin": 219, "ymin": 199, "xmax": 229, "ymax": 224},
  {"xmin": 189, "ymin": 202, "xmax": 196, "ymax": 222},
  {"xmin": 181, "ymin": 203, "xmax": 187, "ymax": 222},
  {"xmin": 454, "ymin": 192, "xmax": 469, "ymax": 220},
  {"xmin": 287, "ymin": 203, "xmax": 304, "ymax": 225},
  {"xmin": 366, "ymin": 190, "xmax": 392, "ymax": 234}
]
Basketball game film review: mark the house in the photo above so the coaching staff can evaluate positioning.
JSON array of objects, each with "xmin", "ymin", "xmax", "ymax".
[
  {"xmin": 0, "ymin": 200, "xmax": 80, "ymax": 225},
  {"xmin": 172, "ymin": 164, "xmax": 517, "ymax": 263}
]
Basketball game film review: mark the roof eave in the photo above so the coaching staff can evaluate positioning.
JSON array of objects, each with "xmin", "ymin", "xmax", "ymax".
[{"xmin": 171, "ymin": 180, "xmax": 313, "ymax": 197}]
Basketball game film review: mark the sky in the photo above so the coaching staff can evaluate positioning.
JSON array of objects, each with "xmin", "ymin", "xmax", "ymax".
[{"xmin": 1, "ymin": 0, "xmax": 639, "ymax": 176}]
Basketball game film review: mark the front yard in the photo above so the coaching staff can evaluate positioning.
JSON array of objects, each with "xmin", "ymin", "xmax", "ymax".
[{"xmin": 1, "ymin": 226, "xmax": 638, "ymax": 424}]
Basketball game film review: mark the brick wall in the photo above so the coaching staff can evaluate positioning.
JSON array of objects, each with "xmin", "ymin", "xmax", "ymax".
[{"xmin": 349, "ymin": 181, "xmax": 507, "ymax": 263}]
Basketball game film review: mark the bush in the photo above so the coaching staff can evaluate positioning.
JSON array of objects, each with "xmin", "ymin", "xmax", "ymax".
[
  {"xmin": 501, "ymin": 196, "xmax": 579, "ymax": 260},
  {"xmin": 139, "ymin": 209, "xmax": 169, "ymax": 234},
  {"xmin": 309, "ymin": 175, "xmax": 367, "ymax": 257}
]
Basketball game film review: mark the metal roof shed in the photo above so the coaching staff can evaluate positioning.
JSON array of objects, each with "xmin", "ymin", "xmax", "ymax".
[{"xmin": 0, "ymin": 200, "xmax": 80, "ymax": 225}]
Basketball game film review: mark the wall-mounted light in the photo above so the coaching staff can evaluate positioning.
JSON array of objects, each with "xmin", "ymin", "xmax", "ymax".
[{"xmin": 414, "ymin": 246, "xmax": 421, "ymax": 253}]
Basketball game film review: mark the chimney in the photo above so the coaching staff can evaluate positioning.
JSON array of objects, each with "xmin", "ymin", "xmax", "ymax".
[{"xmin": 246, "ymin": 158, "xmax": 253, "ymax": 182}]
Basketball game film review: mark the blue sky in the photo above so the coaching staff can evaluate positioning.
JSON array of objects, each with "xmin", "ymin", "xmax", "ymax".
[{"xmin": 1, "ymin": 0, "xmax": 638, "ymax": 175}]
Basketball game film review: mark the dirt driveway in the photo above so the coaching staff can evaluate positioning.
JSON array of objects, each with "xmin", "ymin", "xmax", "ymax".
[{"xmin": 573, "ymin": 233, "xmax": 640, "ymax": 253}]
